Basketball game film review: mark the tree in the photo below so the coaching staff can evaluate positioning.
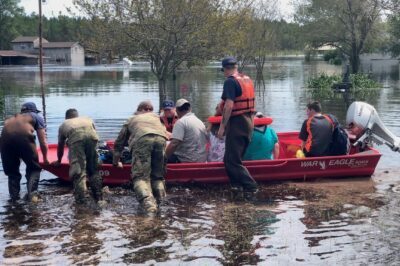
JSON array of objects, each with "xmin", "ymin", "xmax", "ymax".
[
  {"xmin": 0, "ymin": 0, "xmax": 23, "ymax": 49},
  {"xmin": 389, "ymin": 15, "xmax": 400, "ymax": 56},
  {"xmin": 74, "ymin": 0, "xmax": 224, "ymax": 104},
  {"xmin": 387, "ymin": 0, "xmax": 400, "ymax": 56},
  {"xmin": 296, "ymin": 0, "xmax": 384, "ymax": 73}
]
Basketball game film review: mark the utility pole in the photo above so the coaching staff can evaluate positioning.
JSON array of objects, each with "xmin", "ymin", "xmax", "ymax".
[{"xmin": 38, "ymin": 0, "xmax": 46, "ymax": 124}]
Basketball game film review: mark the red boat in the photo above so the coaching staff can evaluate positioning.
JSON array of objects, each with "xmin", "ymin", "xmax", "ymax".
[{"xmin": 38, "ymin": 131, "xmax": 381, "ymax": 185}]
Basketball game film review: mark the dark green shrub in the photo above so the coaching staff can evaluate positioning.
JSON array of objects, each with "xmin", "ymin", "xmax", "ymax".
[{"xmin": 307, "ymin": 73, "xmax": 382, "ymax": 100}]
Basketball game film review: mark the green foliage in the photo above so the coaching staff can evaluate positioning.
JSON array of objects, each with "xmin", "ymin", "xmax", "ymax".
[
  {"xmin": 388, "ymin": 15, "xmax": 400, "ymax": 57},
  {"xmin": 307, "ymin": 73, "xmax": 340, "ymax": 99},
  {"xmin": 350, "ymin": 74, "xmax": 382, "ymax": 99},
  {"xmin": 0, "ymin": 0, "xmax": 24, "ymax": 49},
  {"xmin": 307, "ymin": 73, "xmax": 382, "ymax": 100},
  {"xmin": 296, "ymin": 0, "xmax": 383, "ymax": 73},
  {"xmin": 323, "ymin": 50, "xmax": 342, "ymax": 65}
]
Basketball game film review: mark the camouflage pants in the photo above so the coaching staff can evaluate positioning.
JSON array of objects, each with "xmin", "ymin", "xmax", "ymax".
[
  {"xmin": 131, "ymin": 134, "xmax": 167, "ymax": 212},
  {"xmin": 68, "ymin": 138, "xmax": 103, "ymax": 203}
]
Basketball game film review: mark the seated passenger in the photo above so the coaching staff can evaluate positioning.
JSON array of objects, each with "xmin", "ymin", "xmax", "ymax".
[
  {"xmin": 160, "ymin": 100, "xmax": 178, "ymax": 133},
  {"xmin": 166, "ymin": 99, "xmax": 208, "ymax": 163},
  {"xmin": 243, "ymin": 112, "xmax": 279, "ymax": 160},
  {"xmin": 299, "ymin": 101, "xmax": 334, "ymax": 157},
  {"xmin": 207, "ymin": 105, "xmax": 225, "ymax": 162}
]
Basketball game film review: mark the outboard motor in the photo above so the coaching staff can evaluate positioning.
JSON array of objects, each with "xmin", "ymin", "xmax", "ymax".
[{"xmin": 346, "ymin": 101, "xmax": 400, "ymax": 152}]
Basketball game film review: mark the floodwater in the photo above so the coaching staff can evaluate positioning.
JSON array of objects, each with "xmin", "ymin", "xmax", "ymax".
[{"xmin": 0, "ymin": 60, "xmax": 399, "ymax": 265}]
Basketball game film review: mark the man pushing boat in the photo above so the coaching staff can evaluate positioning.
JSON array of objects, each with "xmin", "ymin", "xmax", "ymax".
[
  {"xmin": 113, "ymin": 101, "xmax": 168, "ymax": 215},
  {"xmin": 51, "ymin": 109, "xmax": 103, "ymax": 205}
]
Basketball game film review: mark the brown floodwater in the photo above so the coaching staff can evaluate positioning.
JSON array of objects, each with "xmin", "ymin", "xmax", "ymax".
[{"xmin": 0, "ymin": 60, "xmax": 399, "ymax": 264}]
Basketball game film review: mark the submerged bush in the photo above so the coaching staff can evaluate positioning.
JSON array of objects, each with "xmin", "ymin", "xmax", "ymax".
[
  {"xmin": 307, "ymin": 73, "xmax": 382, "ymax": 100},
  {"xmin": 323, "ymin": 50, "xmax": 342, "ymax": 65}
]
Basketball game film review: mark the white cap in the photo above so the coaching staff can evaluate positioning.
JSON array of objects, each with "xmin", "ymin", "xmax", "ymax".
[
  {"xmin": 255, "ymin": 111, "xmax": 264, "ymax": 118},
  {"xmin": 176, "ymin": 98, "xmax": 190, "ymax": 108}
]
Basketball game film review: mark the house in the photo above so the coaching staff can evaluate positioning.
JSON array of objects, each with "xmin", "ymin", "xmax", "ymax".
[
  {"xmin": 42, "ymin": 42, "xmax": 85, "ymax": 66},
  {"xmin": 11, "ymin": 36, "xmax": 49, "ymax": 54},
  {"xmin": 0, "ymin": 50, "xmax": 38, "ymax": 65},
  {"xmin": 0, "ymin": 36, "xmax": 85, "ymax": 66}
]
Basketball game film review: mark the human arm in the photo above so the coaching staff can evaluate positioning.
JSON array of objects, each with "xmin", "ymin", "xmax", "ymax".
[
  {"xmin": 113, "ymin": 122, "xmax": 129, "ymax": 167},
  {"xmin": 166, "ymin": 120, "xmax": 185, "ymax": 159},
  {"xmin": 299, "ymin": 120, "xmax": 308, "ymax": 151},
  {"xmin": 217, "ymin": 78, "xmax": 240, "ymax": 139},
  {"xmin": 51, "ymin": 130, "xmax": 66, "ymax": 167},
  {"xmin": 33, "ymin": 114, "xmax": 49, "ymax": 164},
  {"xmin": 273, "ymin": 143, "xmax": 280, "ymax": 159},
  {"xmin": 166, "ymin": 138, "xmax": 182, "ymax": 159},
  {"xmin": 37, "ymin": 128, "xmax": 49, "ymax": 165},
  {"xmin": 217, "ymin": 99, "xmax": 234, "ymax": 139}
]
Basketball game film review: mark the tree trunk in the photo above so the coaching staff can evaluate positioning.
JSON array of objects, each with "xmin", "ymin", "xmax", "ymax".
[
  {"xmin": 158, "ymin": 78, "xmax": 167, "ymax": 110},
  {"xmin": 350, "ymin": 46, "xmax": 360, "ymax": 74}
]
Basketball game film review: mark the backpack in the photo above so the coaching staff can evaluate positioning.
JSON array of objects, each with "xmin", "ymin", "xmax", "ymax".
[{"xmin": 325, "ymin": 114, "xmax": 350, "ymax": 156}]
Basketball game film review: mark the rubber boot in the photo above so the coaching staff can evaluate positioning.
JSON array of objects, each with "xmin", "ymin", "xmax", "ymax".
[
  {"xmin": 8, "ymin": 175, "xmax": 22, "ymax": 201},
  {"xmin": 151, "ymin": 179, "xmax": 166, "ymax": 204},
  {"xmin": 26, "ymin": 171, "xmax": 40, "ymax": 201},
  {"xmin": 243, "ymin": 189, "xmax": 258, "ymax": 202},
  {"xmin": 89, "ymin": 174, "xmax": 103, "ymax": 202},
  {"xmin": 73, "ymin": 174, "xmax": 87, "ymax": 204},
  {"xmin": 231, "ymin": 186, "xmax": 244, "ymax": 201},
  {"xmin": 134, "ymin": 179, "xmax": 157, "ymax": 214}
]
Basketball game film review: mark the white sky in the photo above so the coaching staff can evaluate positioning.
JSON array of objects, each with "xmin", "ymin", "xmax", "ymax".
[
  {"xmin": 19, "ymin": 0, "xmax": 80, "ymax": 17},
  {"xmin": 20, "ymin": 0, "xmax": 295, "ymax": 19}
]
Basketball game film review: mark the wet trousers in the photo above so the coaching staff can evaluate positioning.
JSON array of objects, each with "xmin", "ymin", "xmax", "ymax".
[
  {"xmin": 224, "ymin": 113, "xmax": 258, "ymax": 192},
  {"xmin": 68, "ymin": 138, "xmax": 103, "ymax": 203},
  {"xmin": 131, "ymin": 134, "xmax": 167, "ymax": 212},
  {"xmin": 0, "ymin": 134, "xmax": 41, "ymax": 200}
]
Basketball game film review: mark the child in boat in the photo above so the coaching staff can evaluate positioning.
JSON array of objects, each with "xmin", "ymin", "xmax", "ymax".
[
  {"xmin": 243, "ymin": 112, "xmax": 280, "ymax": 160},
  {"xmin": 207, "ymin": 105, "xmax": 225, "ymax": 162}
]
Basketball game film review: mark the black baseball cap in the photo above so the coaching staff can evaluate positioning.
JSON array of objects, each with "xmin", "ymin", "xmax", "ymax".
[
  {"xmin": 162, "ymin": 100, "xmax": 175, "ymax": 110},
  {"xmin": 21, "ymin": 102, "xmax": 41, "ymax": 113},
  {"xmin": 221, "ymin": 57, "xmax": 237, "ymax": 68}
]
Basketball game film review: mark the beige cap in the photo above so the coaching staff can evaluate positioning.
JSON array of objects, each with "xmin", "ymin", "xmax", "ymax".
[{"xmin": 176, "ymin": 98, "xmax": 190, "ymax": 108}]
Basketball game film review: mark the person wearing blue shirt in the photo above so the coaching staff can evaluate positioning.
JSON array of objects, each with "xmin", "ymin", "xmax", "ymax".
[
  {"xmin": 243, "ymin": 112, "xmax": 280, "ymax": 160},
  {"xmin": 0, "ymin": 102, "xmax": 49, "ymax": 202}
]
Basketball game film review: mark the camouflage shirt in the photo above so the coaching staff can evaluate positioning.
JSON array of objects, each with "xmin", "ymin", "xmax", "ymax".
[
  {"xmin": 58, "ymin": 117, "xmax": 99, "ymax": 146},
  {"xmin": 114, "ymin": 112, "xmax": 167, "ymax": 156}
]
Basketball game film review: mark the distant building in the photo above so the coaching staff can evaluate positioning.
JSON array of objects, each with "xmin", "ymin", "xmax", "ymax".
[
  {"xmin": 0, "ymin": 36, "xmax": 85, "ymax": 66},
  {"xmin": 42, "ymin": 42, "xmax": 85, "ymax": 66},
  {"xmin": 0, "ymin": 50, "xmax": 38, "ymax": 65},
  {"xmin": 11, "ymin": 36, "xmax": 49, "ymax": 54}
]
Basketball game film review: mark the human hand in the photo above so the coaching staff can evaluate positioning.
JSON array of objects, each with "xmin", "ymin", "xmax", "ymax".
[
  {"xmin": 217, "ymin": 126, "xmax": 225, "ymax": 139},
  {"xmin": 50, "ymin": 160, "xmax": 61, "ymax": 167},
  {"xmin": 114, "ymin": 162, "xmax": 123, "ymax": 168}
]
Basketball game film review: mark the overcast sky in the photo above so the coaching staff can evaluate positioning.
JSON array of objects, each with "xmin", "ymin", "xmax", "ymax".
[{"xmin": 20, "ymin": 0, "xmax": 295, "ymax": 19}]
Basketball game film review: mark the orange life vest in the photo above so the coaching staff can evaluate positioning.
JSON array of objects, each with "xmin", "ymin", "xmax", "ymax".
[
  {"xmin": 220, "ymin": 73, "xmax": 256, "ymax": 116},
  {"xmin": 304, "ymin": 114, "xmax": 334, "ymax": 153},
  {"xmin": 160, "ymin": 114, "xmax": 178, "ymax": 133}
]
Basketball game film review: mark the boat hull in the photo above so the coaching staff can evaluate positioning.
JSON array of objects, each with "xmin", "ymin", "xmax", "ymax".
[{"xmin": 39, "ymin": 132, "xmax": 381, "ymax": 185}]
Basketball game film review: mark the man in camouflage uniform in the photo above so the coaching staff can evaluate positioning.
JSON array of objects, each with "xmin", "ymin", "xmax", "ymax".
[
  {"xmin": 113, "ymin": 101, "xmax": 168, "ymax": 214},
  {"xmin": 51, "ymin": 109, "xmax": 103, "ymax": 204}
]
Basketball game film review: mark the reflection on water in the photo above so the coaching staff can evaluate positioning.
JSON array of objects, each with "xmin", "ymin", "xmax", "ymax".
[
  {"xmin": 0, "ymin": 179, "xmax": 398, "ymax": 265},
  {"xmin": 0, "ymin": 60, "xmax": 400, "ymax": 264}
]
